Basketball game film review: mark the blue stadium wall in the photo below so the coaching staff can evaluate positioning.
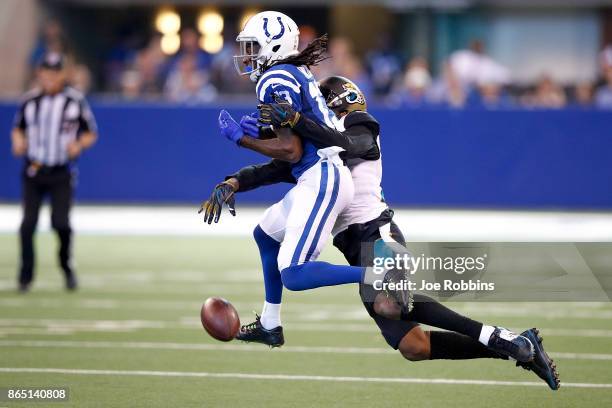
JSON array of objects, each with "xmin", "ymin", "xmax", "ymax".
[{"xmin": 1, "ymin": 101, "xmax": 611, "ymax": 209}]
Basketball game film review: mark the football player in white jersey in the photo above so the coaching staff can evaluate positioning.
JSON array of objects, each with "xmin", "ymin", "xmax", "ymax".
[{"xmin": 203, "ymin": 75, "xmax": 559, "ymax": 390}]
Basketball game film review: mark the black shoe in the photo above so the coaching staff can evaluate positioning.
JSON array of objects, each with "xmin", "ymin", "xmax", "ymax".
[
  {"xmin": 373, "ymin": 239, "xmax": 413, "ymax": 319},
  {"xmin": 381, "ymin": 267, "xmax": 413, "ymax": 319},
  {"xmin": 18, "ymin": 283, "xmax": 30, "ymax": 293},
  {"xmin": 235, "ymin": 314, "xmax": 284, "ymax": 348},
  {"xmin": 517, "ymin": 328, "xmax": 560, "ymax": 390},
  {"xmin": 487, "ymin": 326, "xmax": 534, "ymax": 363},
  {"xmin": 65, "ymin": 273, "xmax": 78, "ymax": 291}
]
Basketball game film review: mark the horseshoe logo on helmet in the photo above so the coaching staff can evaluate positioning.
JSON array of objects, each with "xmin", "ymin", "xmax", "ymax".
[{"xmin": 263, "ymin": 16, "xmax": 285, "ymax": 40}]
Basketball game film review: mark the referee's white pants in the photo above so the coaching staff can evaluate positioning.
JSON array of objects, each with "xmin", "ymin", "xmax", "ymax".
[{"xmin": 258, "ymin": 150, "xmax": 354, "ymax": 272}]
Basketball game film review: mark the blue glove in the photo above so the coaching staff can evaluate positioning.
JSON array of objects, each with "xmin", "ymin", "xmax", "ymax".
[
  {"xmin": 218, "ymin": 110, "xmax": 243, "ymax": 145},
  {"xmin": 240, "ymin": 111, "xmax": 260, "ymax": 138}
]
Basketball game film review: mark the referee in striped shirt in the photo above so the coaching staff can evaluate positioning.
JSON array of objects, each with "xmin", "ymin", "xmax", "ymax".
[{"xmin": 11, "ymin": 53, "xmax": 98, "ymax": 292}]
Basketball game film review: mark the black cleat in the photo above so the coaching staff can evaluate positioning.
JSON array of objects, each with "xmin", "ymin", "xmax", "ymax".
[
  {"xmin": 65, "ymin": 273, "xmax": 78, "ymax": 291},
  {"xmin": 381, "ymin": 267, "xmax": 413, "ymax": 320},
  {"xmin": 373, "ymin": 238, "xmax": 413, "ymax": 319},
  {"xmin": 235, "ymin": 314, "xmax": 284, "ymax": 348},
  {"xmin": 487, "ymin": 326, "xmax": 534, "ymax": 363},
  {"xmin": 517, "ymin": 328, "xmax": 560, "ymax": 390},
  {"xmin": 18, "ymin": 283, "xmax": 30, "ymax": 293}
]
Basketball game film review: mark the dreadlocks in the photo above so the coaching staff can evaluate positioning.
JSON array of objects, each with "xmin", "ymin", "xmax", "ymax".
[{"xmin": 264, "ymin": 34, "xmax": 329, "ymax": 72}]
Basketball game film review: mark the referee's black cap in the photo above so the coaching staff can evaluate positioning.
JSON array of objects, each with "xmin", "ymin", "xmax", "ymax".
[{"xmin": 38, "ymin": 52, "xmax": 65, "ymax": 70}]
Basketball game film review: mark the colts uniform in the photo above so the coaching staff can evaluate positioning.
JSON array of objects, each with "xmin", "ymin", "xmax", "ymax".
[
  {"xmin": 230, "ymin": 110, "xmax": 419, "ymax": 349},
  {"xmin": 254, "ymin": 64, "xmax": 354, "ymax": 271}
]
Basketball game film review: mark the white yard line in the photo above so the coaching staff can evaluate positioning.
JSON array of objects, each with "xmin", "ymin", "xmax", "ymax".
[
  {"xmin": 2, "ymin": 204, "xmax": 612, "ymax": 240},
  {"xmin": 0, "ymin": 339, "xmax": 611, "ymax": 361},
  {"xmin": 1, "ymin": 317, "xmax": 612, "ymax": 337},
  {"xmin": 0, "ymin": 367, "xmax": 609, "ymax": 389},
  {"xmin": 552, "ymin": 352, "xmax": 612, "ymax": 361},
  {"xmin": 1, "ymin": 297, "xmax": 612, "ymax": 320}
]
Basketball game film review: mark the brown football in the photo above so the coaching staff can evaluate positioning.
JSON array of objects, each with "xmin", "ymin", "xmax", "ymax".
[{"xmin": 200, "ymin": 297, "xmax": 240, "ymax": 342}]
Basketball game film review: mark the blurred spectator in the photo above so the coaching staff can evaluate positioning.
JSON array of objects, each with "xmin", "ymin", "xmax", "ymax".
[
  {"xmin": 388, "ymin": 57, "xmax": 432, "ymax": 107},
  {"xmin": 69, "ymin": 63, "xmax": 93, "ymax": 94},
  {"xmin": 365, "ymin": 34, "xmax": 402, "ymax": 95},
  {"xmin": 449, "ymin": 40, "xmax": 510, "ymax": 90},
  {"xmin": 298, "ymin": 25, "xmax": 317, "ymax": 51},
  {"xmin": 599, "ymin": 44, "xmax": 612, "ymax": 73},
  {"xmin": 164, "ymin": 54, "xmax": 217, "ymax": 104},
  {"xmin": 314, "ymin": 37, "xmax": 353, "ymax": 80},
  {"xmin": 315, "ymin": 37, "xmax": 373, "ymax": 98},
  {"xmin": 427, "ymin": 62, "xmax": 466, "ymax": 108},
  {"xmin": 329, "ymin": 37, "xmax": 353, "ymax": 61},
  {"xmin": 465, "ymin": 67, "xmax": 513, "ymax": 109},
  {"xmin": 105, "ymin": 31, "xmax": 141, "ymax": 92},
  {"xmin": 572, "ymin": 81, "xmax": 594, "ymax": 108},
  {"xmin": 160, "ymin": 29, "xmax": 212, "ymax": 83},
  {"xmin": 19, "ymin": 20, "xmax": 612, "ymax": 108},
  {"xmin": 120, "ymin": 70, "xmax": 142, "ymax": 100},
  {"xmin": 125, "ymin": 34, "xmax": 166, "ymax": 96},
  {"xmin": 467, "ymin": 82, "xmax": 512, "ymax": 109},
  {"xmin": 209, "ymin": 42, "xmax": 253, "ymax": 94},
  {"xmin": 523, "ymin": 74, "xmax": 567, "ymax": 108},
  {"xmin": 30, "ymin": 20, "xmax": 67, "ymax": 69},
  {"xmin": 342, "ymin": 57, "xmax": 373, "ymax": 100},
  {"xmin": 595, "ymin": 67, "xmax": 612, "ymax": 109}
]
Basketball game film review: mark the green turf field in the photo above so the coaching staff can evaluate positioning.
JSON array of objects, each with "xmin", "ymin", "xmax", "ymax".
[{"xmin": 1, "ymin": 233, "xmax": 611, "ymax": 407}]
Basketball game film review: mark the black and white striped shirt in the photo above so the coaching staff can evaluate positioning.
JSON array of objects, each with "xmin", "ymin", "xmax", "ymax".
[{"xmin": 14, "ymin": 86, "xmax": 98, "ymax": 166}]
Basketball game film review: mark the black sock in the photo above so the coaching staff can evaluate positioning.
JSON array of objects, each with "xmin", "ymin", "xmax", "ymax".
[
  {"xmin": 429, "ymin": 331, "xmax": 507, "ymax": 360},
  {"xmin": 407, "ymin": 294, "xmax": 484, "ymax": 340}
]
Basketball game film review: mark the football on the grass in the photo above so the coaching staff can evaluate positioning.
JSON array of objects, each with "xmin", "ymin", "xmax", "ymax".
[{"xmin": 200, "ymin": 297, "xmax": 240, "ymax": 342}]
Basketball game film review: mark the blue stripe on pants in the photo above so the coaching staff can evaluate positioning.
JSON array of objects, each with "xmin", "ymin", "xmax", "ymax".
[
  {"xmin": 290, "ymin": 161, "xmax": 329, "ymax": 266},
  {"xmin": 304, "ymin": 164, "xmax": 340, "ymax": 262}
]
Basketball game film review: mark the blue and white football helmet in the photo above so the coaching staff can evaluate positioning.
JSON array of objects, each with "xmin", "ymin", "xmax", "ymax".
[{"xmin": 233, "ymin": 11, "xmax": 300, "ymax": 82}]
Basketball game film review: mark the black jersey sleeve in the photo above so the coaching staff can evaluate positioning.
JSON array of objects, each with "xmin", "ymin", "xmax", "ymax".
[
  {"xmin": 292, "ymin": 111, "xmax": 380, "ymax": 160},
  {"xmin": 225, "ymin": 159, "xmax": 296, "ymax": 192}
]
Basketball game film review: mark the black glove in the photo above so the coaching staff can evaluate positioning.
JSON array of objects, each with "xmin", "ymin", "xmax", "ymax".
[
  {"xmin": 198, "ymin": 181, "xmax": 236, "ymax": 224},
  {"xmin": 259, "ymin": 96, "xmax": 301, "ymax": 128}
]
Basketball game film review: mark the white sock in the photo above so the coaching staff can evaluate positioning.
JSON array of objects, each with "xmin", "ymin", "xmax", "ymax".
[
  {"xmin": 478, "ymin": 325, "xmax": 496, "ymax": 346},
  {"xmin": 260, "ymin": 301, "xmax": 281, "ymax": 330}
]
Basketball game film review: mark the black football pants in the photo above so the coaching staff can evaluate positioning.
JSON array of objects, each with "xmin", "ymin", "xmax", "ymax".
[{"xmin": 19, "ymin": 166, "xmax": 73, "ymax": 285}]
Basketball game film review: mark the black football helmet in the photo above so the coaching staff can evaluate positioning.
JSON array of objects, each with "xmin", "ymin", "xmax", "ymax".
[{"xmin": 318, "ymin": 76, "xmax": 366, "ymax": 116}]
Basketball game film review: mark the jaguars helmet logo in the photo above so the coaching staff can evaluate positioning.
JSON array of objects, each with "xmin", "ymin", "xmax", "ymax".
[
  {"xmin": 320, "ymin": 75, "xmax": 367, "ymax": 114},
  {"xmin": 342, "ymin": 82, "xmax": 365, "ymax": 105}
]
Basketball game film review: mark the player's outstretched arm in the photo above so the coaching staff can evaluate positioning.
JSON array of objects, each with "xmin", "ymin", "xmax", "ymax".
[
  {"xmin": 199, "ymin": 159, "xmax": 296, "ymax": 223},
  {"xmin": 225, "ymin": 159, "xmax": 296, "ymax": 192},
  {"xmin": 297, "ymin": 117, "xmax": 379, "ymax": 160}
]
